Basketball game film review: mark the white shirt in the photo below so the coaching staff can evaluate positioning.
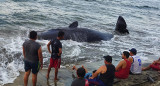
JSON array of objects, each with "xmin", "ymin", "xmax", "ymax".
[{"xmin": 130, "ymin": 55, "xmax": 142, "ymax": 74}]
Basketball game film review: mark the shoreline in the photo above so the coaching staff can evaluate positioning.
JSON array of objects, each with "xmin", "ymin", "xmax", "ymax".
[{"xmin": 4, "ymin": 60, "xmax": 160, "ymax": 86}]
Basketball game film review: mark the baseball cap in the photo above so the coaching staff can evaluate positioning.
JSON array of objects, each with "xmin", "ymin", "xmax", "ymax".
[
  {"xmin": 103, "ymin": 55, "xmax": 112, "ymax": 63},
  {"xmin": 129, "ymin": 48, "xmax": 137, "ymax": 55}
]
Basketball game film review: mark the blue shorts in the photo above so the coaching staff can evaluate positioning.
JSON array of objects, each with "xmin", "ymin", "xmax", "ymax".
[
  {"xmin": 88, "ymin": 79, "xmax": 106, "ymax": 86},
  {"xmin": 24, "ymin": 60, "xmax": 40, "ymax": 74}
]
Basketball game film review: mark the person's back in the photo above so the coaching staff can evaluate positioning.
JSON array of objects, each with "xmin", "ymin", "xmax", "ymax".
[
  {"xmin": 22, "ymin": 31, "xmax": 43, "ymax": 86},
  {"xmin": 115, "ymin": 59, "xmax": 131, "ymax": 79},
  {"xmin": 46, "ymin": 31, "xmax": 64, "ymax": 81},
  {"xmin": 71, "ymin": 78, "xmax": 85, "ymax": 86},
  {"xmin": 128, "ymin": 48, "xmax": 142, "ymax": 74},
  {"xmin": 23, "ymin": 40, "xmax": 40, "ymax": 62},
  {"xmin": 99, "ymin": 64, "xmax": 115, "ymax": 86},
  {"xmin": 51, "ymin": 39, "xmax": 62, "ymax": 59},
  {"xmin": 130, "ymin": 55, "xmax": 142, "ymax": 74}
]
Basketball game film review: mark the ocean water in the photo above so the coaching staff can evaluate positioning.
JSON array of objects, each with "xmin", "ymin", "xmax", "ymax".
[{"xmin": 0, "ymin": 0, "xmax": 160, "ymax": 85}]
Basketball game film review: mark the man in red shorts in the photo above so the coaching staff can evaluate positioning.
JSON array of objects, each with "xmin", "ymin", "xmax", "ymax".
[
  {"xmin": 46, "ymin": 31, "xmax": 64, "ymax": 81},
  {"xmin": 142, "ymin": 57, "xmax": 160, "ymax": 71}
]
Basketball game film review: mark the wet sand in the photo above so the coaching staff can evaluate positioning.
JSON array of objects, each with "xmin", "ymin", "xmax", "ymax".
[{"xmin": 4, "ymin": 61, "xmax": 160, "ymax": 86}]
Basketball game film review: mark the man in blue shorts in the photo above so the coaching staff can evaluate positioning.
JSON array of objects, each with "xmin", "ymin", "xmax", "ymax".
[{"xmin": 23, "ymin": 31, "xmax": 43, "ymax": 86}]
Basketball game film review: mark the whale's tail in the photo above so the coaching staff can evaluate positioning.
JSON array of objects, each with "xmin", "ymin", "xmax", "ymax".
[{"xmin": 115, "ymin": 16, "xmax": 129, "ymax": 34}]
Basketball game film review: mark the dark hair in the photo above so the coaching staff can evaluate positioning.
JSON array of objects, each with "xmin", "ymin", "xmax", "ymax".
[
  {"xmin": 77, "ymin": 67, "xmax": 86, "ymax": 78},
  {"xmin": 123, "ymin": 51, "xmax": 130, "ymax": 58},
  {"xmin": 58, "ymin": 31, "xmax": 65, "ymax": 37},
  {"xmin": 92, "ymin": 70, "xmax": 97, "ymax": 73},
  {"xmin": 29, "ymin": 31, "xmax": 37, "ymax": 39},
  {"xmin": 103, "ymin": 55, "xmax": 112, "ymax": 63}
]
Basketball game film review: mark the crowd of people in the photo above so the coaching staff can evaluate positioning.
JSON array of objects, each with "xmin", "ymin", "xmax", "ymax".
[
  {"xmin": 22, "ymin": 31, "xmax": 160, "ymax": 86},
  {"xmin": 71, "ymin": 49, "xmax": 141, "ymax": 86}
]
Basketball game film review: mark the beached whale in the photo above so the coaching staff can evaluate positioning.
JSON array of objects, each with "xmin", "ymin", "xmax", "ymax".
[{"xmin": 38, "ymin": 16, "xmax": 129, "ymax": 42}]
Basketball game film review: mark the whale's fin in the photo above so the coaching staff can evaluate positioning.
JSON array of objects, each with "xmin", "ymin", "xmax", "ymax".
[
  {"xmin": 115, "ymin": 16, "xmax": 129, "ymax": 34},
  {"xmin": 69, "ymin": 21, "xmax": 78, "ymax": 28}
]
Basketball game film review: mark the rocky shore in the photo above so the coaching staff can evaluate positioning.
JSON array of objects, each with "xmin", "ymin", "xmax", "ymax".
[{"xmin": 4, "ymin": 61, "xmax": 160, "ymax": 86}]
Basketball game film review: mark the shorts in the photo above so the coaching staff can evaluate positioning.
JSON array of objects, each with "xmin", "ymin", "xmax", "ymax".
[
  {"xmin": 88, "ymin": 79, "xmax": 106, "ymax": 86},
  {"xmin": 49, "ymin": 58, "xmax": 61, "ymax": 68},
  {"xmin": 24, "ymin": 60, "xmax": 40, "ymax": 74}
]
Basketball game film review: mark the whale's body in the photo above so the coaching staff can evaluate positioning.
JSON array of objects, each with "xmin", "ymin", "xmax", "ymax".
[{"xmin": 38, "ymin": 16, "xmax": 128, "ymax": 42}]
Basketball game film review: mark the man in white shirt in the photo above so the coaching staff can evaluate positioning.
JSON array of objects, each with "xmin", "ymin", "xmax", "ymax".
[{"xmin": 128, "ymin": 48, "xmax": 142, "ymax": 74}]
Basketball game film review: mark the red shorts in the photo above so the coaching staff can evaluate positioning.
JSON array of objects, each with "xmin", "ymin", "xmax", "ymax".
[{"xmin": 49, "ymin": 58, "xmax": 61, "ymax": 68}]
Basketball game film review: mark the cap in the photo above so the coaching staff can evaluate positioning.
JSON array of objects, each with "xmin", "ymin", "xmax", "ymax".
[
  {"xmin": 103, "ymin": 55, "xmax": 112, "ymax": 63},
  {"xmin": 129, "ymin": 48, "xmax": 137, "ymax": 55}
]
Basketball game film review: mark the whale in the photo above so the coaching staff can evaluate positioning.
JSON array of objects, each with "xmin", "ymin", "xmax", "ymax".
[{"xmin": 38, "ymin": 16, "xmax": 128, "ymax": 42}]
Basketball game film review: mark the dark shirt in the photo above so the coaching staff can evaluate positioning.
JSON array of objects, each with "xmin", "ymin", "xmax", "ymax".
[
  {"xmin": 71, "ymin": 78, "xmax": 85, "ymax": 86},
  {"xmin": 51, "ymin": 39, "xmax": 62, "ymax": 58},
  {"xmin": 23, "ymin": 40, "xmax": 41, "ymax": 63},
  {"xmin": 99, "ymin": 64, "xmax": 115, "ymax": 86}
]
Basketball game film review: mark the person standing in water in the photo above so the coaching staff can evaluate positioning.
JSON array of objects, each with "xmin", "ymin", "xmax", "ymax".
[
  {"xmin": 46, "ymin": 31, "xmax": 64, "ymax": 81},
  {"xmin": 23, "ymin": 31, "xmax": 43, "ymax": 86}
]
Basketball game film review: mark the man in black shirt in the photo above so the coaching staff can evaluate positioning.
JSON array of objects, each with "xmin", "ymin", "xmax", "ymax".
[
  {"xmin": 89, "ymin": 55, "xmax": 115, "ymax": 86},
  {"xmin": 46, "ymin": 31, "xmax": 64, "ymax": 81}
]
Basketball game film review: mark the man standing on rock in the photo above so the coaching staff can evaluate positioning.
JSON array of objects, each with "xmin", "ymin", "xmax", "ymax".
[
  {"xmin": 23, "ymin": 31, "xmax": 43, "ymax": 86},
  {"xmin": 46, "ymin": 31, "xmax": 64, "ymax": 81}
]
